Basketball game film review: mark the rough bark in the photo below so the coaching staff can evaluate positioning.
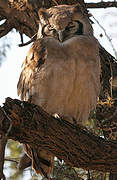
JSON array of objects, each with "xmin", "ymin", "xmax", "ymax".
[
  {"xmin": 0, "ymin": 97, "xmax": 117, "ymax": 173},
  {"xmin": 96, "ymin": 99, "xmax": 117, "ymax": 180}
]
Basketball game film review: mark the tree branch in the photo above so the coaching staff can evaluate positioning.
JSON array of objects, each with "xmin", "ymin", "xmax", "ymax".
[
  {"xmin": 0, "ymin": 20, "xmax": 13, "ymax": 38},
  {"xmin": 0, "ymin": 1, "xmax": 117, "ymax": 39},
  {"xmin": 0, "ymin": 97, "xmax": 117, "ymax": 173},
  {"xmin": 0, "ymin": 0, "xmax": 39, "ymax": 38},
  {"xmin": 86, "ymin": 2, "xmax": 117, "ymax": 9}
]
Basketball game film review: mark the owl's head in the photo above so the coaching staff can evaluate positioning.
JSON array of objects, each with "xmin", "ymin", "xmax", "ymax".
[{"xmin": 37, "ymin": 4, "xmax": 93, "ymax": 42}]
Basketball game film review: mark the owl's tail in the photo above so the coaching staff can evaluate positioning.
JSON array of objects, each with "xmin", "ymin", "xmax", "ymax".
[{"xmin": 19, "ymin": 144, "xmax": 54, "ymax": 178}]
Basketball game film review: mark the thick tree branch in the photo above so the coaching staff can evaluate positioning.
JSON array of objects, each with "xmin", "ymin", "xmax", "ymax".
[
  {"xmin": 0, "ymin": 97, "xmax": 117, "ymax": 173},
  {"xmin": 0, "ymin": 0, "xmax": 39, "ymax": 38}
]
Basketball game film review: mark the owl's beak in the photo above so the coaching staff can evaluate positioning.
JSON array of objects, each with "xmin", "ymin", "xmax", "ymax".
[{"xmin": 58, "ymin": 30, "xmax": 64, "ymax": 42}]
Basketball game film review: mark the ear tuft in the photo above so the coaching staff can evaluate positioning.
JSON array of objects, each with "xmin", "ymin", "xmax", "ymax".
[
  {"xmin": 72, "ymin": 3, "xmax": 89, "ymax": 17},
  {"xmin": 72, "ymin": 3, "xmax": 83, "ymax": 13}
]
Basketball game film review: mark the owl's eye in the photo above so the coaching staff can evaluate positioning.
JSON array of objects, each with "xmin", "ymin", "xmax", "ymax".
[
  {"xmin": 43, "ymin": 25, "xmax": 57, "ymax": 37},
  {"xmin": 48, "ymin": 28, "xmax": 56, "ymax": 33},
  {"xmin": 47, "ymin": 25, "xmax": 57, "ymax": 33},
  {"xmin": 68, "ymin": 22, "xmax": 75, "ymax": 28}
]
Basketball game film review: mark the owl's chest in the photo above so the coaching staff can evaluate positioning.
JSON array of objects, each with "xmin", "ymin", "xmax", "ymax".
[
  {"xmin": 30, "ymin": 52, "xmax": 99, "ymax": 123},
  {"xmin": 32, "ymin": 46, "xmax": 98, "ymax": 100}
]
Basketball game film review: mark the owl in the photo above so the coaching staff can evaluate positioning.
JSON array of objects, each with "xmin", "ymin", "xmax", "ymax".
[{"xmin": 17, "ymin": 3, "xmax": 100, "ymax": 178}]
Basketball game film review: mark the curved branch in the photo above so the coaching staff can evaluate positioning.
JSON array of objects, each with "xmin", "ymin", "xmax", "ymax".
[
  {"xmin": 0, "ymin": 97, "xmax": 117, "ymax": 173},
  {"xmin": 0, "ymin": 0, "xmax": 39, "ymax": 38}
]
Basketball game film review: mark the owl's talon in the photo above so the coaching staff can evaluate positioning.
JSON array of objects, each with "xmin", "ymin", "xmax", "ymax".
[{"xmin": 52, "ymin": 113, "xmax": 60, "ymax": 119}]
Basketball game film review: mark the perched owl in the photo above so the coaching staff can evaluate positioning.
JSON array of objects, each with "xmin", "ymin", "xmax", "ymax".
[{"xmin": 17, "ymin": 3, "xmax": 100, "ymax": 178}]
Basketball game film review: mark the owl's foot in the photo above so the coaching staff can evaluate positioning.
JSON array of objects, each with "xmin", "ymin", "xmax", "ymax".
[{"xmin": 53, "ymin": 113, "xmax": 78, "ymax": 124}]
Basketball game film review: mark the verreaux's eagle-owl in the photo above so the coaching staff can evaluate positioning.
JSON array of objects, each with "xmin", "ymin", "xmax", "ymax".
[{"xmin": 17, "ymin": 3, "xmax": 100, "ymax": 178}]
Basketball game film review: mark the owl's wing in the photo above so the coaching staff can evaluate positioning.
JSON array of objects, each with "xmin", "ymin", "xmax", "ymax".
[
  {"xmin": 17, "ymin": 39, "xmax": 46, "ymax": 101},
  {"xmin": 17, "ymin": 39, "xmax": 54, "ymax": 177}
]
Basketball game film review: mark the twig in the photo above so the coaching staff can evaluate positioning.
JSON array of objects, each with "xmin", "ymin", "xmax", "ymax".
[
  {"xmin": 92, "ymin": 15, "xmax": 117, "ymax": 98},
  {"xmin": 19, "ymin": 33, "xmax": 37, "ymax": 47},
  {"xmin": 19, "ymin": 33, "xmax": 24, "ymax": 44},
  {"xmin": 4, "ymin": 158, "xmax": 19, "ymax": 164},
  {"xmin": 72, "ymin": 167, "xmax": 81, "ymax": 179},
  {"xmin": 87, "ymin": 170, "xmax": 91, "ymax": 180},
  {"xmin": 92, "ymin": 15, "xmax": 117, "ymax": 59},
  {"xmin": 52, "ymin": 0, "xmax": 59, "ymax": 5}
]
